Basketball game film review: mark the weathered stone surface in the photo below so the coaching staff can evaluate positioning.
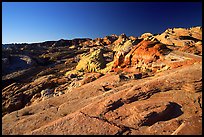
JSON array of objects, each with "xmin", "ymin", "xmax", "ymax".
[
  {"xmin": 81, "ymin": 72, "xmax": 103, "ymax": 85},
  {"xmin": 2, "ymin": 26, "xmax": 202, "ymax": 135},
  {"xmin": 112, "ymin": 40, "xmax": 170, "ymax": 72},
  {"xmin": 154, "ymin": 27, "xmax": 202, "ymax": 55},
  {"xmin": 75, "ymin": 48, "xmax": 106, "ymax": 72}
]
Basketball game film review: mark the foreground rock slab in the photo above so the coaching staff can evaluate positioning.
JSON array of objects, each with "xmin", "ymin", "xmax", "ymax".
[{"xmin": 2, "ymin": 61, "xmax": 200, "ymax": 135}]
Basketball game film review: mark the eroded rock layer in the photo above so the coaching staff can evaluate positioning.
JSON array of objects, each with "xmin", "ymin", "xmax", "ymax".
[{"xmin": 2, "ymin": 26, "xmax": 202, "ymax": 135}]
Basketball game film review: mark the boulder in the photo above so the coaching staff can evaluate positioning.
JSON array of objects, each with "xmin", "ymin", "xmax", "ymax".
[
  {"xmin": 140, "ymin": 32, "xmax": 154, "ymax": 40},
  {"xmin": 80, "ymin": 72, "xmax": 103, "ymax": 85},
  {"xmin": 112, "ymin": 40, "xmax": 170, "ymax": 72},
  {"xmin": 75, "ymin": 49, "xmax": 106, "ymax": 72},
  {"xmin": 4, "ymin": 92, "xmax": 26, "ymax": 113}
]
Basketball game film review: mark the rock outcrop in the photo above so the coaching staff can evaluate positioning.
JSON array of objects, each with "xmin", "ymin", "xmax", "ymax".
[
  {"xmin": 2, "ymin": 26, "xmax": 202, "ymax": 135},
  {"xmin": 154, "ymin": 27, "xmax": 202, "ymax": 55},
  {"xmin": 112, "ymin": 40, "xmax": 171, "ymax": 72}
]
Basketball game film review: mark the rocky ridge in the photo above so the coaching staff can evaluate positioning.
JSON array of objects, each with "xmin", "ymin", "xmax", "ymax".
[{"xmin": 2, "ymin": 26, "xmax": 202, "ymax": 135}]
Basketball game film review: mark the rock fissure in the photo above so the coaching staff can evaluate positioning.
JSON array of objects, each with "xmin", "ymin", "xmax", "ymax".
[
  {"xmin": 80, "ymin": 111, "xmax": 138, "ymax": 135},
  {"xmin": 197, "ymin": 96, "xmax": 202, "ymax": 109}
]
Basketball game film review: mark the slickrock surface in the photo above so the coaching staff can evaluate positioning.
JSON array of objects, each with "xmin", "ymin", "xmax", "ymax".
[{"xmin": 2, "ymin": 26, "xmax": 202, "ymax": 135}]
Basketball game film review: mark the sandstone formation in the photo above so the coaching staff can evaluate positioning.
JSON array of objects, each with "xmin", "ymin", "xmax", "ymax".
[
  {"xmin": 2, "ymin": 26, "xmax": 202, "ymax": 135},
  {"xmin": 154, "ymin": 27, "xmax": 202, "ymax": 55}
]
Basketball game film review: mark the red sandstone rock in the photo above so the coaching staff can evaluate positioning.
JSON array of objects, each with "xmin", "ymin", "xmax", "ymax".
[
  {"xmin": 2, "ymin": 26, "xmax": 202, "ymax": 135},
  {"xmin": 112, "ymin": 40, "xmax": 170, "ymax": 72}
]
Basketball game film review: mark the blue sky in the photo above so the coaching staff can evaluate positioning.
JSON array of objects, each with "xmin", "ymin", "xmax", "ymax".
[{"xmin": 2, "ymin": 2, "xmax": 202, "ymax": 44}]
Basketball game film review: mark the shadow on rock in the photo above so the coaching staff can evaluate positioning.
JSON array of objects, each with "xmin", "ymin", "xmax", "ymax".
[{"xmin": 140, "ymin": 102, "xmax": 183, "ymax": 126}]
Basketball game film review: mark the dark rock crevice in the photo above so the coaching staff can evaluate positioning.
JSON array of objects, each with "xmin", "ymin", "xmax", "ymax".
[
  {"xmin": 124, "ymin": 88, "xmax": 161, "ymax": 104},
  {"xmin": 179, "ymin": 36, "xmax": 200, "ymax": 42},
  {"xmin": 197, "ymin": 96, "xmax": 202, "ymax": 109},
  {"xmin": 104, "ymin": 98, "xmax": 124, "ymax": 114},
  {"xmin": 139, "ymin": 102, "xmax": 183, "ymax": 127}
]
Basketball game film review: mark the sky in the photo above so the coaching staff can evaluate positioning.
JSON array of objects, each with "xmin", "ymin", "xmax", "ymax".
[{"xmin": 2, "ymin": 2, "xmax": 202, "ymax": 44}]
